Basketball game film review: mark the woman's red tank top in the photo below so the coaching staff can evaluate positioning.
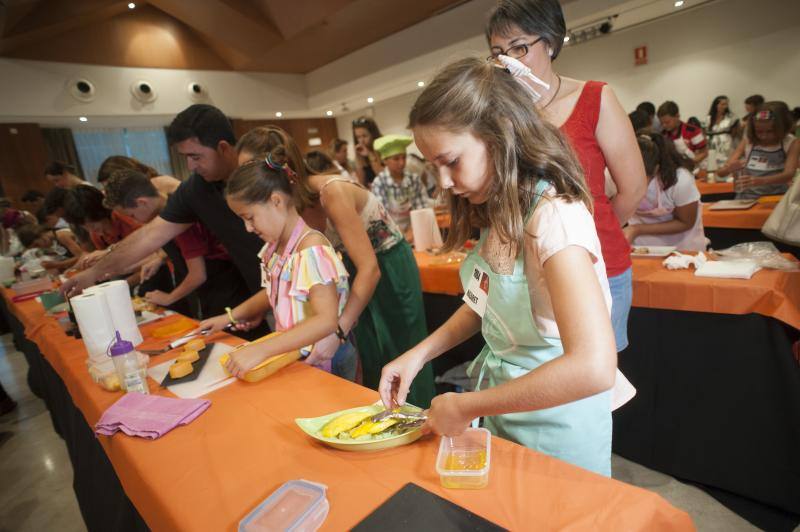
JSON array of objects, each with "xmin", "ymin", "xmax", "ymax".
[{"xmin": 560, "ymin": 80, "xmax": 631, "ymax": 277}]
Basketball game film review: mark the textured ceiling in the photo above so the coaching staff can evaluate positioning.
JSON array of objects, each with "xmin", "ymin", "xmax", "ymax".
[{"xmin": 0, "ymin": 0, "xmax": 470, "ymax": 73}]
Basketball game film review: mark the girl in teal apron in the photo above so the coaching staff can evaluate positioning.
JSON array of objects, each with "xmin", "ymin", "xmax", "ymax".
[{"xmin": 379, "ymin": 56, "xmax": 618, "ymax": 477}]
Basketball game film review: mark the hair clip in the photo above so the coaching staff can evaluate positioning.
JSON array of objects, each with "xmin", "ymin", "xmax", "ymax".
[
  {"xmin": 754, "ymin": 110, "xmax": 774, "ymax": 120},
  {"xmin": 496, "ymin": 54, "xmax": 551, "ymax": 102},
  {"xmin": 265, "ymin": 153, "xmax": 296, "ymax": 184}
]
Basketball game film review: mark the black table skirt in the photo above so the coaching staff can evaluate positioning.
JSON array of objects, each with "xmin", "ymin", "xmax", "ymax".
[
  {"xmin": 614, "ymin": 307, "xmax": 800, "ymax": 516},
  {"xmin": 1, "ymin": 299, "xmax": 148, "ymax": 532}
]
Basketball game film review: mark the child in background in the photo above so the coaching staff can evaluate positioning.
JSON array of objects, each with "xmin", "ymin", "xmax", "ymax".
[
  {"xmin": 236, "ymin": 126, "xmax": 435, "ymax": 406},
  {"xmin": 625, "ymin": 134, "xmax": 708, "ymax": 251},
  {"xmin": 370, "ymin": 135, "xmax": 431, "ymax": 235},
  {"xmin": 352, "ymin": 116, "xmax": 384, "ymax": 186},
  {"xmin": 658, "ymin": 101, "xmax": 708, "ymax": 166},
  {"xmin": 328, "ymin": 138, "xmax": 355, "ymax": 179},
  {"xmin": 16, "ymin": 223, "xmax": 81, "ymax": 271},
  {"xmin": 96, "ymin": 155, "xmax": 181, "ymax": 195},
  {"xmin": 379, "ymin": 57, "xmax": 617, "ymax": 476},
  {"xmin": 198, "ymin": 157, "xmax": 356, "ymax": 380},
  {"xmin": 717, "ymin": 102, "xmax": 799, "ymax": 199}
]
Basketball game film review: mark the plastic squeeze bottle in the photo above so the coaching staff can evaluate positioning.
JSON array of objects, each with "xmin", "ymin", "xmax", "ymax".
[{"xmin": 109, "ymin": 331, "xmax": 149, "ymax": 394}]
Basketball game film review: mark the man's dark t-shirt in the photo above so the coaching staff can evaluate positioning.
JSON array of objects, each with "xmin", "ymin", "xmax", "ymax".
[{"xmin": 160, "ymin": 173, "xmax": 262, "ymax": 293}]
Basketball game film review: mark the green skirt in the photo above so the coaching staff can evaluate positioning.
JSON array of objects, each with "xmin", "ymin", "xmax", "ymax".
[{"xmin": 343, "ymin": 240, "xmax": 435, "ymax": 408}]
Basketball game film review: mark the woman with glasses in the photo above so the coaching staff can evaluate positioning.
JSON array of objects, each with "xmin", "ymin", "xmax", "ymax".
[
  {"xmin": 352, "ymin": 116, "xmax": 384, "ymax": 186},
  {"xmin": 487, "ymin": 0, "xmax": 646, "ymax": 355}
]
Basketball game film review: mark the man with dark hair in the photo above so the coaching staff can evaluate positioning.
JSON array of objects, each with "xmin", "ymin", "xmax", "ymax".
[
  {"xmin": 657, "ymin": 100, "xmax": 708, "ymax": 165},
  {"xmin": 21, "ymin": 190, "xmax": 45, "ymax": 213},
  {"xmin": 629, "ymin": 109, "xmax": 651, "ymax": 134},
  {"xmin": 636, "ymin": 101, "xmax": 661, "ymax": 133},
  {"xmin": 62, "ymin": 105, "xmax": 267, "ymax": 336},
  {"xmin": 103, "ymin": 170, "xmax": 248, "ymax": 319},
  {"xmin": 744, "ymin": 94, "xmax": 765, "ymax": 123},
  {"xmin": 44, "ymin": 161, "xmax": 90, "ymax": 189}
]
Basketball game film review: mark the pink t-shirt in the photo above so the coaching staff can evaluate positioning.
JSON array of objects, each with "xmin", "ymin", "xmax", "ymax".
[{"xmin": 525, "ymin": 187, "xmax": 612, "ymax": 340}]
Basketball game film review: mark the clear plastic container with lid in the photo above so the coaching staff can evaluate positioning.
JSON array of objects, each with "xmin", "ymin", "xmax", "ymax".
[
  {"xmin": 436, "ymin": 427, "xmax": 491, "ymax": 489},
  {"xmin": 109, "ymin": 331, "xmax": 149, "ymax": 395},
  {"xmin": 239, "ymin": 479, "xmax": 329, "ymax": 532}
]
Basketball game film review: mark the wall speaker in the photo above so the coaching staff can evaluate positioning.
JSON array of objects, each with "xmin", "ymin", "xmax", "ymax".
[
  {"xmin": 187, "ymin": 82, "xmax": 207, "ymax": 101},
  {"xmin": 130, "ymin": 80, "xmax": 157, "ymax": 103},
  {"xmin": 69, "ymin": 77, "xmax": 96, "ymax": 103}
]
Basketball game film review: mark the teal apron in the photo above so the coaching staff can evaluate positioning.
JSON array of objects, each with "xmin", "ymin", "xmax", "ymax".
[{"xmin": 463, "ymin": 181, "xmax": 612, "ymax": 476}]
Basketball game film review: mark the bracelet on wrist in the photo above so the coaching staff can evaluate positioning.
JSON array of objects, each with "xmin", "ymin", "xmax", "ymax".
[
  {"xmin": 335, "ymin": 324, "xmax": 347, "ymax": 344},
  {"xmin": 225, "ymin": 306, "xmax": 238, "ymax": 325}
]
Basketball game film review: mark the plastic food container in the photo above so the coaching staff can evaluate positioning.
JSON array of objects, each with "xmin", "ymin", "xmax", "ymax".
[
  {"xmin": 239, "ymin": 479, "xmax": 329, "ymax": 532},
  {"xmin": 436, "ymin": 427, "xmax": 491, "ymax": 489}
]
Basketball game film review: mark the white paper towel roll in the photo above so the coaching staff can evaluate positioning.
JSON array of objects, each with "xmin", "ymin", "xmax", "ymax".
[
  {"xmin": 71, "ymin": 291, "xmax": 117, "ymax": 365},
  {"xmin": 0, "ymin": 257, "xmax": 15, "ymax": 282},
  {"xmin": 410, "ymin": 208, "xmax": 443, "ymax": 252},
  {"xmin": 84, "ymin": 280, "xmax": 143, "ymax": 346}
]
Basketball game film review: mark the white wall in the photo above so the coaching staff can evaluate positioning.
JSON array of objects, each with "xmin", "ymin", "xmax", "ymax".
[
  {"xmin": 0, "ymin": 59, "xmax": 307, "ymax": 127},
  {"xmin": 0, "ymin": 0, "xmax": 797, "ymax": 131},
  {"xmin": 334, "ymin": 0, "xmax": 800, "ymax": 145},
  {"xmin": 554, "ymin": 0, "xmax": 800, "ymax": 119}
]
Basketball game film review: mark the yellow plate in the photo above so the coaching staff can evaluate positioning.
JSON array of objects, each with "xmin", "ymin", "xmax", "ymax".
[{"xmin": 295, "ymin": 403, "xmax": 423, "ymax": 452}]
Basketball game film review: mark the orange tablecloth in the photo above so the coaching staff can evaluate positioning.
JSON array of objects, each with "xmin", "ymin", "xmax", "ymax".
[
  {"xmin": 3, "ymin": 287, "xmax": 692, "ymax": 531},
  {"xmin": 414, "ymin": 252, "xmax": 800, "ymax": 330},
  {"xmin": 631, "ymin": 256, "xmax": 800, "ymax": 330},
  {"xmin": 415, "ymin": 251, "xmax": 463, "ymax": 296},
  {"xmin": 702, "ymin": 196, "xmax": 779, "ymax": 229},
  {"xmin": 696, "ymin": 180, "xmax": 734, "ymax": 196}
]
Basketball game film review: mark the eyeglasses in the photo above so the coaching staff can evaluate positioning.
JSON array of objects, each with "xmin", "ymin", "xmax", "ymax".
[{"xmin": 488, "ymin": 37, "xmax": 545, "ymax": 61}]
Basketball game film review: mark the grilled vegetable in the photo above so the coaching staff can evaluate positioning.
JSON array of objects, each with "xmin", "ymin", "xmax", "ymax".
[
  {"xmin": 349, "ymin": 418, "xmax": 399, "ymax": 439},
  {"xmin": 319, "ymin": 411, "xmax": 374, "ymax": 438}
]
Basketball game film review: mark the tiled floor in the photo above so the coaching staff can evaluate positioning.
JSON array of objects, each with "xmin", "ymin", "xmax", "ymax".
[{"xmin": 0, "ymin": 333, "xmax": 788, "ymax": 531}]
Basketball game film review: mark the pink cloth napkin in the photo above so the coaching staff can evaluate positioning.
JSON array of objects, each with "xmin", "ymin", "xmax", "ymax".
[{"xmin": 95, "ymin": 392, "xmax": 210, "ymax": 439}]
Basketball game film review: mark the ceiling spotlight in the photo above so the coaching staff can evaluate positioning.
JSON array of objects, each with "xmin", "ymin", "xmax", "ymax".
[
  {"xmin": 564, "ymin": 35, "xmax": 570, "ymax": 43},
  {"xmin": 79, "ymin": 116, "xmax": 88, "ymax": 122},
  {"xmin": 366, "ymin": 97, "xmax": 374, "ymax": 104},
  {"xmin": 275, "ymin": 111, "xmax": 283, "ymax": 117},
  {"xmin": 325, "ymin": 110, "xmax": 333, "ymax": 116},
  {"xmin": 128, "ymin": 2, "xmax": 136, "ymax": 9},
  {"xmin": 417, "ymin": 81, "xmax": 425, "ymax": 87},
  {"xmin": 674, "ymin": 0, "xmax": 684, "ymax": 6}
]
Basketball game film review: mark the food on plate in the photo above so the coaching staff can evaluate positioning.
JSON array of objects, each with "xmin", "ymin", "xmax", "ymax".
[
  {"xmin": 184, "ymin": 338, "xmax": 206, "ymax": 352},
  {"xmin": 632, "ymin": 247, "xmax": 650, "ymax": 254},
  {"xmin": 177, "ymin": 349, "xmax": 199, "ymax": 363},
  {"xmin": 317, "ymin": 405, "xmax": 423, "ymax": 441},
  {"xmin": 132, "ymin": 296, "xmax": 157, "ymax": 313},
  {"xmin": 319, "ymin": 410, "xmax": 375, "ymax": 438},
  {"xmin": 169, "ymin": 360, "xmax": 193, "ymax": 379}
]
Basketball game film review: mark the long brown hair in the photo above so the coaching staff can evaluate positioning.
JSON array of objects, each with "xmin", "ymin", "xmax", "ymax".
[
  {"xmin": 97, "ymin": 155, "xmax": 158, "ymax": 183},
  {"xmin": 235, "ymin": 126, "xmax": 317, "ymax": 211},
  {"xmin": 408, "ymin": 56, "xmax": 590, "ymax": 252},
  {"xmin": 637, "ymin": 133, "xmax": 691, "ymax": 191}
]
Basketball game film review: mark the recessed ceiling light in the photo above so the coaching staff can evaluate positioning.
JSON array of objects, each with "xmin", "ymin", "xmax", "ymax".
[
  {"xmin": 564, "ymin": 35, "xmax": 570, "ymax": 42},
  {"xmin": 128, "ymin": 2, "xmax": 136, "ymax": 9},
  {"xmin": 325, "ymin": 110, "xmax": 333, "ymax": 116},
  {"xmin": 674, "ymin": 0, "xmax": 684, "ymax": 6},
  {"xmin": 417, "ymin": 81, "xmax": 425, "ymax": 88},
  {"xmin": 79, "ymin": 116, "xmax": 88, "ymax": 122},
  {"xmin": 366, "ymin": 97, "xmax": 374, "ymax": 104},
  {"xmin": 275, "ymin": 111, "xmax": 282, "ymax": 117}
]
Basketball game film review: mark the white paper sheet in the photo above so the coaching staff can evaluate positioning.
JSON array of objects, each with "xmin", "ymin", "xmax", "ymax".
[{"xmin": 147, "ymin": 343, "xmax": 236, "ymax": 399}]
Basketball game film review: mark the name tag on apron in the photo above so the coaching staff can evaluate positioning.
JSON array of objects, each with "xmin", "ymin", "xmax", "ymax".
[
  {"xmin": 746, "ymin": 155, "xmax": 770, "ymax": 172},
  {"xmin": 463, "ymin": 264, "xmax": 489, "ymax": 317}
]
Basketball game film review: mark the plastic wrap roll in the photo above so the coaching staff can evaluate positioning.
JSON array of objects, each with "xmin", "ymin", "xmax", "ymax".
[
  {"xmin": 70, "ymin": 291, "xmax": 117, "ymax": 365},
  {"xmin": 85, "ymin": 280, "xmax": 143, "ymax": 346}
]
